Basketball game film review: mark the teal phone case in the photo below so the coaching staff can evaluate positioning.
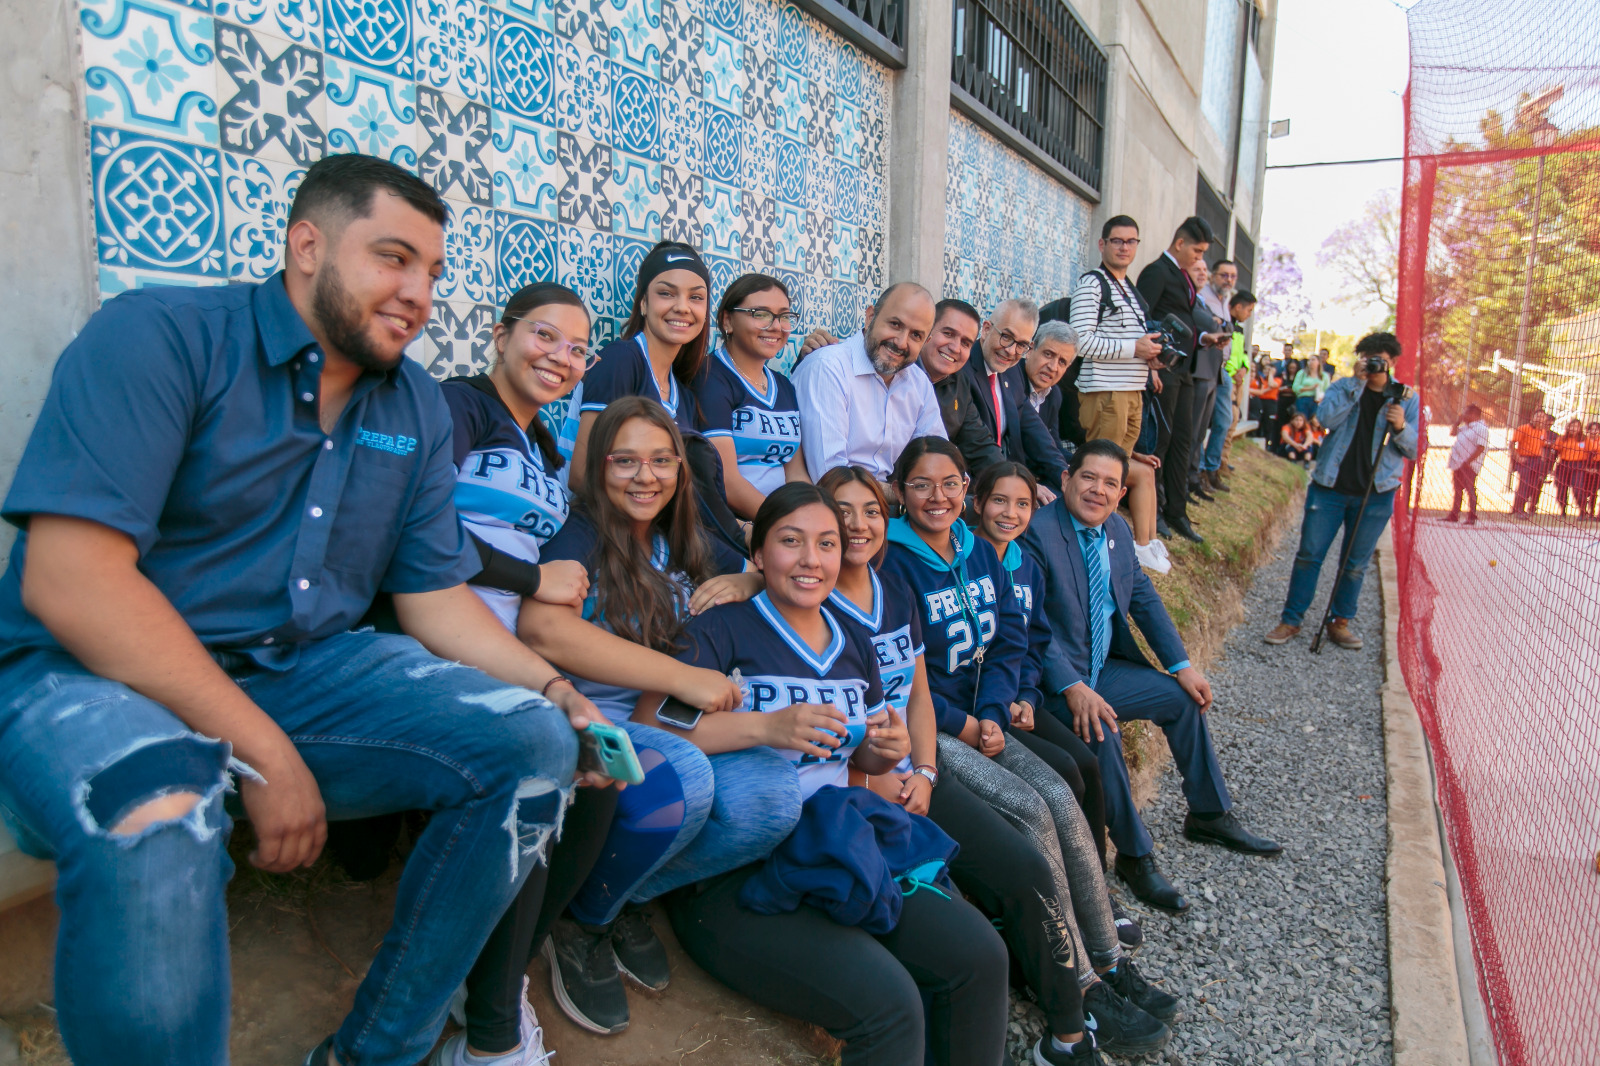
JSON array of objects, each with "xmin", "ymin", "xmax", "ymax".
[{"xmin": 580, "ymin": 720, "xmax": 646, "ymax": 785}]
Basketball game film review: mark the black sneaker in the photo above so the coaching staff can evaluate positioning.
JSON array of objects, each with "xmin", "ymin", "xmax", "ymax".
[
  {"xmin": 1083, "ymin": 980, "xmax": 1169, "ymax": 1056},
  {"xmin": 612, "ymin": 906, "xmax": 671, "ymax": 991},
  {"xmin": 1108, "ymin": 895, "xmax": 1144, "ymax": 952},
  {"xmin": 1105, "ymin": 956, "xmax": 1179, "ymax": 1024},
  {"xmin": 1031, "ymin": 1030, "xmax": 1105, "ymax": 1064},
  {"xmin": 543, "ymin": 918, "xmax": 630, "ymax": 1035}
]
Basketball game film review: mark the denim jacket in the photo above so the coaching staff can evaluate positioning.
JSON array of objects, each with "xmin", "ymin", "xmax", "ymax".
[{"xmin": 1311, "ymin": 376, "xmax": 1420, "ymax": 494}]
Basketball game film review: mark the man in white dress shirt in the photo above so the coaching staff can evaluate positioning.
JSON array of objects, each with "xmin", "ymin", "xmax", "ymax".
[{"xmin": 792, "ymin": 282, "xmax": 946, "ymax": 484}]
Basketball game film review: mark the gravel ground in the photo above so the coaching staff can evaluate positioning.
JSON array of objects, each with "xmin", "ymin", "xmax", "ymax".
[{"xmin": 1007, "ymin": 512, "xmax": 1393, "ymax": 1065}]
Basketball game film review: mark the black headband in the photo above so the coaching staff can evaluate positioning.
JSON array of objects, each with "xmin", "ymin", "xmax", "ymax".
[{"xmin": 635, "ymin": 242, "xmax": 711, "ymax": 292}]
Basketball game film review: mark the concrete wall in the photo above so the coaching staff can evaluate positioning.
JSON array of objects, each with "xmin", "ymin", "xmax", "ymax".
[
  {"xmin": 1080, "ymin": 0, "xmax": 1275, "ymax": 277},
  {"xmin": 0, "ymin": 0, "xmax": 96, "ymax": 912}
]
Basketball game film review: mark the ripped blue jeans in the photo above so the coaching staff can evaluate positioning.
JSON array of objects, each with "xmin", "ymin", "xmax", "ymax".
[{"xmin": 0, "ymin": 632, "xmax": 578, "ymax": 1066}]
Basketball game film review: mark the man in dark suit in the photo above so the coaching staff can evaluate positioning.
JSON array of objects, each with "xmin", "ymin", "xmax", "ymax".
[
  {"xmin": 1136, "ymin": 217, "xmax": 1227, "ymax": 544},
  {"xmin": 1009, "ymin": 319, "xmax": 1077, "ymax": 464},
  {"xmin": 919, "ymin": 298, "xmax": 1005, "ymax": 477},
  {"xmin": 1021, "ymin": 439, "xmax": 1281, "ymax": 912},
  {"xmin": 963, "ymin": 299, "xmax": 1070, "ymax": 502}
]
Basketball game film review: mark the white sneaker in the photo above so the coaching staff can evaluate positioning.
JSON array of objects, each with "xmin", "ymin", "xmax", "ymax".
[
  {"xmin": 1151, "ymin": 539, "xmax": 1171, "ymax": 563},
  {"xmin": 432, "ymin": 977, "xmax": 554, "ymax": 1066},
  {"xmin": 1134, "ymin": 540, "xmax": 1171, "ymax": 574}
]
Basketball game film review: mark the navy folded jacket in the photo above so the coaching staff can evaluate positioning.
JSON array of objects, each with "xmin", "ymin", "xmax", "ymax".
[{"xmin": 739, "ymin": 784, "xmax": 959, "ymax": 934}]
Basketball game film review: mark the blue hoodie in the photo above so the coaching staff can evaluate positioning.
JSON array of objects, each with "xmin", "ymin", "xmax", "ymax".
[
  {"xmin": 879, "ymin": 516, "xmax": 1027, "ymax": 735},
  {"xmin": 998, "ymin": 539, "xmax": 1051, "ymax": 712}
]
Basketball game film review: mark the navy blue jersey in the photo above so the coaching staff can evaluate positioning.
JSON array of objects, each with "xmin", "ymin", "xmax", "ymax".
[
  {"xmin": 878, "ymin": 518, "xmax": 1026, "ymax": 736},
  {"xmin": 691, "ymin": 347, "xmax": 802, "ymax": 495},
  {"xmin": 443, "ymin": 377, "xmax": 571, "ymax": 629},
  {"xmin": 678, "ymin": 595, "xmax": 886, "ymax": 798},
  {"xmin": 1000, "ymin": 541, "xmax": 1051, "ymax": 711},
  {"xmin": 558, "ymin": 333, "xmax": 696, "ymax": 463},
  {"xmin": 540, "ymin": 509, "xmax": 745, "ymax": 723}
]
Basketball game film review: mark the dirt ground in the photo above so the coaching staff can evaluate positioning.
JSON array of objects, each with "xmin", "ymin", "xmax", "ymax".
[{"xmin": 5, "ymin": 834, "xmax": 835, "ymax": 1066}]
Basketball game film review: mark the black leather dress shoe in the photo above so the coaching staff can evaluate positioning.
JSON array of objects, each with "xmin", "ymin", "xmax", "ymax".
[
  {"xmin": 1114, "ymin": 854, "xmax": 1189, "ymax": 912},
  {"xmin": 1183, "ymin": 811, "xmax": 1283, "ymax": 855},
  {"xmin": 1189, "ymin": 483, "xmax": 1215, "ymax": 502},
  {"xmin": 1167, "ymin": 515, "xmax": 1205, "ymax": 543},
  {"xmin": 1156, "ymin": 515, "xmax": 1172, "ymax": 539}
]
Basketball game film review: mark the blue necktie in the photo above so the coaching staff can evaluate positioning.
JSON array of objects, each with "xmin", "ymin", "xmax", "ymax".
[{"xmin": 1081, "ymin": 526, "xmax": 1110, "ymax": 688}]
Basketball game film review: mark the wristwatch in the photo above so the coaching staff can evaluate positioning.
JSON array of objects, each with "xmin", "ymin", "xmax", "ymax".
[{"xmin": 912, "ymin": 764, "xmax": 938, "ymax": 789}]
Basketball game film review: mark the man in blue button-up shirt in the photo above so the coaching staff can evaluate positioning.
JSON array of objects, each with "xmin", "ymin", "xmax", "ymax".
[{"xmin": 0, "ymin": 155, "xmax": 603, "ymax": 1066}]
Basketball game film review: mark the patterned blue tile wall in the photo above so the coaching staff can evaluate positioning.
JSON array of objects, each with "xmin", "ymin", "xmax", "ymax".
[
  {"xmin": 77, "ymin": 0, "xmax": 892, "ymax": 385},
  {"xmin": 943, "ymin": 110, "xmax": 1092, "ymax": 314}
]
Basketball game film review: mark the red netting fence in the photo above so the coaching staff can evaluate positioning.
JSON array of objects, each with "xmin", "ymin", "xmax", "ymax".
[{"xmin": 1396, "ymin": 2, "xmax": 1600, "ymax": 1063}]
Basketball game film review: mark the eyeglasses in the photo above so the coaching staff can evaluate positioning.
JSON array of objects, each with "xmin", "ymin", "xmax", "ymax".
[
  {"xmin": 992, "ymin": 329, "xmax": 1033, "ymax": 355},
  {"xmin": 1105, "ymin": 237, "xmax": 1141, "ymax": 249},
  {"xmin": 605, "ymin": 454, "xmax": 683, "ymax": 478},
  {"xmin": 504, "ymin": 316, "xmax": 597, "ymax": 369},
  {"xmin": 903, "ymin": 476, "xmax": 968, "ymax": 499},
  {"xmin": 730, "ymin": 307, "xmax": 801, "ymax": 331}
]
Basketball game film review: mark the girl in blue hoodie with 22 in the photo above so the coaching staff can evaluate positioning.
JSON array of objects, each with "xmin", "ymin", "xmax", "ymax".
[{"xmin": 878, "ymin": 439, "xmax": 1176, "ymax": 1058}]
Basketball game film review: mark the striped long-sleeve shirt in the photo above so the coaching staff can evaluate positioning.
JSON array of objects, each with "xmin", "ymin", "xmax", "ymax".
[{"xmin": 1069, "ymin": 268, "xmax": 1153, "ymax": 393}]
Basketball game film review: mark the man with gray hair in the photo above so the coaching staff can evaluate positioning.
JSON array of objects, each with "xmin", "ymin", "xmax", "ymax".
[
  {"xmin": 1012, "ymin": 319, "xmax": 1078, "ymax": 462},
  {"xmin": 964, "ymin": 298, "xmax": 1070, "ymax": 500}
]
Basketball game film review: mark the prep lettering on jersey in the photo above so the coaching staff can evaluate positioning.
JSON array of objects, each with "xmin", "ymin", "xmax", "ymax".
[
  {"xmin": 1012, "ymin": 581, "xmax": 1034, "ymax": 624},
  {"xmin": 456, "ymin": 446, "xmax": 570, "ymax": 541},
  {"xmin": 870, "ymin": 623, "xmax": 917, "ymax": 712},
  {"xmin": 743, "ymin": 673, "xmax": 871, "ymax": 763},
  {"xmin": 922, "ymin": 576, "xmax": 997, "ymax": 622},
  {"xmin": 731, "ymin": 408, "xmax": 803, "ymax": 437}
]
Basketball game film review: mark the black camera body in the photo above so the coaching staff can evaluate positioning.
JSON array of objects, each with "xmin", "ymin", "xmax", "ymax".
[
  {"xmin": 1363, "ymin": 355, "xmax": 1389, "ymax": 377},
  {"xmin": 1382, "ymin": 379, "xmax": 1407, "ymax": 403},
  {"xmin": 1145, "ymin": 313, "xmax": 1194, "ymax": 369}
]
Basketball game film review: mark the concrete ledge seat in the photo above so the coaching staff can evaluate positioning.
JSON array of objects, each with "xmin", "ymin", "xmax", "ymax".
[{"xmin": 0, "ymin": 822, "xmax": 55, "ymax": 912}]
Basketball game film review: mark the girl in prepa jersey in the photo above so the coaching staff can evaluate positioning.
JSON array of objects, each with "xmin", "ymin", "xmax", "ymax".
[
  {"xmin": 655, "ymin": 482, "xmax": 1009, "ymax": 1066},
  {"xmin": 521, "ymin": 398, "xmax": 790, "ymax": 1037},
  {"xmin": 560, "ymin": 242, "xmax": 710, "ymax": 481},
  {"xmin": 821, "ymin": 465, "xmax": 1108, "ymax": 1065},
  {"xmin": 877, "ymin": 438, "xmax": 1176, "ymax": 1058},
  {"xmin": 971, "ymin": 461, "xmax": 1111, "ymax": 872},
  {"xmin": 692, "ymin": 273, "xmax": 809, "ymax": 517}
]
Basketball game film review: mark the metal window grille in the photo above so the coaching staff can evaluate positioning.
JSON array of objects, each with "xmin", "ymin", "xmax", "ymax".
[
  {"xmin": 792, "ymin": 0, "xmax": 906, "ymax": 69},
  {"xmin": 1233, "ymin": 224, "xmax": 1256, "ymax": 293},
  {"xmin": 951, "ymin": 0, "xmax": 1107, "ymax": 199}
]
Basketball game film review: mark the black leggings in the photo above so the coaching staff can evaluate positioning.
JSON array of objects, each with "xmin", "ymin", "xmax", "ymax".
[
  {"xmin": 465, "ymin": 784, "xmax": 620, "ymax": 1052},
  {"xmin": 1018, "ymin": 707, "xmax": 1109, "ymax": 868},
  {"xmin": 665, "ymin": 863, "xmax": 1009, "ymax": 1066},
  {"xmin": 928, "ymin": 768, "xmax": 1087, "ymax": 1036}
]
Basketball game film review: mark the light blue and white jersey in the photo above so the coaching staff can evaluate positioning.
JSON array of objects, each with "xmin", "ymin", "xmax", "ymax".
[
  {"xmin": 443, "ymin": 377, "xmax": 571, "ymax": 629},
  {"xmin": 678, "ymin": 594, "xmax": 887, "ymax": 797},
  {"xmin": 830, "ymin": 568, "xmax": 924, "ymax": 774},
  {"xmin": 691, "ymin": 346, "xmax": 803, "ymax": 495}
]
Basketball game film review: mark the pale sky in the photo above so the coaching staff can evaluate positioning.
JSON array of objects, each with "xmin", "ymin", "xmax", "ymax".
[{"xmin": 1258, "ymin": 0, "xmax": 1416, "ymax": 335}]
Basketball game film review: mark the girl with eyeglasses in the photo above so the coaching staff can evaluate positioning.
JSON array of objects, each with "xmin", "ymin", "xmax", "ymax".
[
  {"xmin": 431, "ymin": 283, "xmax": 624, "ymax": 1066},
  {"xmin": 692, "ymin": 273, "xmax": 811, "ymax": 518},
  {"xmin": 821, "ymin": 464, "xmax": 1109, "ymax": 1064},
  {"xmin": 657, "ymin": 481, "xmax": 1009, "ymax": 1066},
  {"xmin": 560, "ymin": 242, "xmax": 712, "ymax": 483},
  {"xmin": 522, "ymin": 398, "xmax": 796, "ymax": 1038},
  {"xmin": 878, "ymin": 438, "xmax": 1175, "ymax": 1058}
]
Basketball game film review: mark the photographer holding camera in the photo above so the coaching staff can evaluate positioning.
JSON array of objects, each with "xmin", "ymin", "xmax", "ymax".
[{"xmin": 1264, "ymin": 332, "xmax": 1419, "ymax": 650}]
